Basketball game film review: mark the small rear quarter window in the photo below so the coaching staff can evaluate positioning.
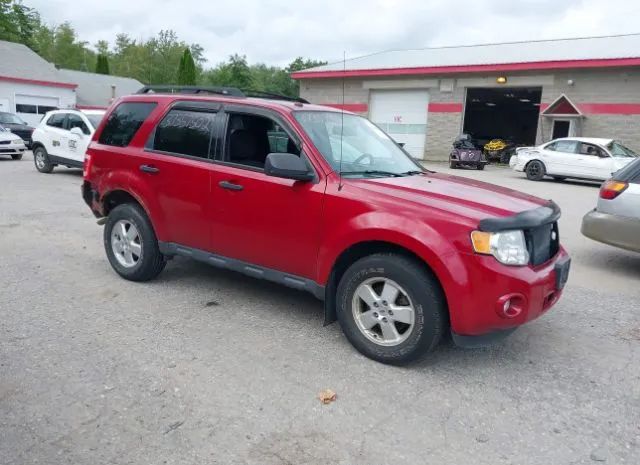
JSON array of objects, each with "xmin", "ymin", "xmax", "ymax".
[{"xmin": 99, "ymin": 102, "xmax": 157, "ymax": 147}]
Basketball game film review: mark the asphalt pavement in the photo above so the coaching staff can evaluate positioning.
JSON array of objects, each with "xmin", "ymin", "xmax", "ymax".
[{"xmin": 1, "ymin": 154, "xmax": 638, "ymax": 464}]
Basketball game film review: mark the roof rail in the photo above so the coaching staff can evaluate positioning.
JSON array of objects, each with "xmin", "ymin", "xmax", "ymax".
[
  {"xmin": 244, "ymin": 90, "xmax": 309, "ymax": 104},
  {"xmin": 136, "ymin": 85, "xmax": 245, "ymax": 97}
]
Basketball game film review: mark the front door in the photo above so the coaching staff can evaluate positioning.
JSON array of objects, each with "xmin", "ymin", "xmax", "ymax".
[
  {"xmin": 552, "ymin": 119, "xmax": 575, "ymax": 139},
  {"xmin": 575, "ymin": 142, "xmax": 614, "ymax": 180},
  {"xmin": 208, "ymin": 108, "xmax": 325, "ymax": 279},
  {"xmin": 64, "ymin": 113, "xmax": 92, "ymax": 162}
]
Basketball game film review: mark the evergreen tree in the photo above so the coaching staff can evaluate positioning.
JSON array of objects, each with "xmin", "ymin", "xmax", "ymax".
[
  {"xmin": 95, "ymin": 54, "xmax": 110, "ymax": 74},
  {"xmin": 177, "ymin": 48, "xmax": 197, "ymax": 85}
]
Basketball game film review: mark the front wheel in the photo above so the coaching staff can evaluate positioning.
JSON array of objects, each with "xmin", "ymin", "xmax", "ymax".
[
  {"xmin": 11, "ymin": 154, "xmax": 23, "ymax": 160},
  {"xmin": 449, "ymin": 160, "xmax": 458, "ymax": 169},
  {"xmin": 104, "ymin": 203, "xmax": 166, "ymax": 281},
  {"xmin": 336, "ymin": 254, "xmax": 448, "ymax": 365},
  {"xmin": 33, "ymin": 146, "xmax": 54, "ymax": 173},
  {"xmin": 526, "ymin": 160, "xmax": 546, "ymax": 181},
  {"xmin": 476, "ymin": 163, "xmax": 485, "ymax": 171}
]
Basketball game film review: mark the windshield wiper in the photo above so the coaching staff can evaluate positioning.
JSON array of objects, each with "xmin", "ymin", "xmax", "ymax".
[
  {"xmin": 399, "ymin": 170, "xmax": 425, "ymax": 176},
  {"xmin": 340, "ymin": 170, "xmax": 404, "ymax": 178}
]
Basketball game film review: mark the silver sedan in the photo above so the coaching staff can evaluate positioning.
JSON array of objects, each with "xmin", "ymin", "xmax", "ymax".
[{"xmin": 582, "ymin": 157, "xmax": 640, "ymax": 252}]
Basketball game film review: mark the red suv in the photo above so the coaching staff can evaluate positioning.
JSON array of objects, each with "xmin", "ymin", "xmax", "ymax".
[{"xmin": 82, "ymin": 86, "xmax": 570, "ymax": 364}]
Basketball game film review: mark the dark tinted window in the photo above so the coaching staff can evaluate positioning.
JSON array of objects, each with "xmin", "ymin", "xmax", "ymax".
[
  {"xmin": 16, "ymin": 104, "xmax": 37, "ymax": 114},
  {"xmin": 99, "ymin": 102, "xmax": 156, "ymax": 147},
  {"xmin": 153, "ymin": 109, "xmax": 216, "ymax": 159},
  {"xmin": 67, "ymin": 113, "xmax": 90, "ymax": 135},
  {"xmin": 578, "ymin": 143, "xmax": 605, "ymax": 157},
  {"xmin": 46, "ymin": 113, "xmax": 66, "ymax": 128}
]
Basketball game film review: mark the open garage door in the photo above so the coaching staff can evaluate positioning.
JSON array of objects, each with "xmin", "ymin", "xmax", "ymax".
[
  {"xmin": 463, "ymin": 87, "xmax": 542, "ymax": 148},
  {"xmin": 369, "ymin": 89, "xmax": 429, "ymax": 158}
]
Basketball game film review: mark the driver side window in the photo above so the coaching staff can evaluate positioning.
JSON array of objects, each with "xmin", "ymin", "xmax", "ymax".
[
  {"xmin": 578, "ymin": 143, "xmax": 604, "ymax": 157},
  {"xmin": 224, "ymin": 113, "xmax": 300, "ymax": 169}
]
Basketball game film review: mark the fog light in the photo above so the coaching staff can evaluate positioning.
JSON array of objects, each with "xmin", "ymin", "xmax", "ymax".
[{"xmin": 496, "ymin": 294, "xmax": 526, "ymax": 319}]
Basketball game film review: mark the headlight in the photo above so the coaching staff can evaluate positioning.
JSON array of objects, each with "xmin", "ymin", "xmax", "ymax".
[
  {"xmin": 13, "ymin": 139, "xmax": 22, "ymax": 144},
  {"xmin": 471, "ymin": 230, "xmax": 529, "ymax": 266}
]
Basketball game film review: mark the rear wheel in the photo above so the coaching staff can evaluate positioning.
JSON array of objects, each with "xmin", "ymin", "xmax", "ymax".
[
  {"xmin": 336, "ymin": 253, "xmax": 447, "ymax": 365},
  {"xmin": 449, "ymin": 160, "xmax": 458, "ymax": 169},
  {"xmin": 526, "ymin": 160, "xmax": 546, "ymax": 181},
  {"xmin": 33, "ymin": 146, "xmax": 54, "ymax": 173},
  {"xmin": 11, "ymin": 154, "xmax": 23, "ymax": 160},
  {"xmin": 476, "ymin": 163, "xmax": 485, "ymax": 171},
  {"xmin": 104, "ymin": 203, "xmax": 166, "ymax": 281}
]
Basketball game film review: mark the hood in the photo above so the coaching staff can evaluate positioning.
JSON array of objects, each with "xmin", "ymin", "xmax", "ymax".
[
  {"xmin": 0, "ymin": 131, "xmax": 19, "ymax": 142},
  {"xmin": 349, "ymin": 172, "xmax": 548, "ymax": 225}
]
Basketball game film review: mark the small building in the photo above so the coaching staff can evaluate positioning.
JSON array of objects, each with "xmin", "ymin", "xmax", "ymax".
[
  {"xmin": 293, "ymin": 34, "xmax": 640, "ymax": 160},
  {"xmin": 0, "ymin": 40, "xmax": 76, "ymax": 126},
  {"xmin": 58, "ymin": 69, "xmax": 143, "ymax": 110}
]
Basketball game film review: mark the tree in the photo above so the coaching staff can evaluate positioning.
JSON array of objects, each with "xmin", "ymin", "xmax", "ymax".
[
  {"xmin": 0, "ymin": 0, "xmax": 41, "ymax": 50},
  {"xmin": 177, "ymin": 48, "xmax": 196, "ymax": 85},
  {"xmin": 204, "ymin": 54, "xmax": 253, "ymax": 90},
  {"xmin": 95, "ymin": 54, "xmax": 110, "ymax": 74}
]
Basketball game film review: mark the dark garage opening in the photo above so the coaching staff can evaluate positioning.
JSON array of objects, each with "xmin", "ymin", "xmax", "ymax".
[{"xmin": 463, "ymin": 87, "xmax": 542, "ymax": 146}]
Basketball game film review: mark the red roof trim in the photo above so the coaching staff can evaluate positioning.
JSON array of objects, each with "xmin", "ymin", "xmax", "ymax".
[
  {"xmin": 428, "ymin": 103, "xmax": 463, "ymax": 113},
  {"xmin": 292, "ymin": 57, "xmax": 640, "ymax": 79},
  {"xmin": 322, "ymin": 103, "xmax": 368, "ymax": 112},
  {"xmin": 0, "ymin": 75, "xmax": 77, "ymax": 89},
  {"xmin": 579, "ymin": 103, "xmax": 640, "ymax": 115}
]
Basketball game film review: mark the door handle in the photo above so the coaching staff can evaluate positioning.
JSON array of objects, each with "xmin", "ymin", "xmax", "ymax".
[
  {"xmin": 219, "ymin": 180, "xmax": 243, "ymax": 191},
  {"xmin": 140, "ymin": 164, "xmax": 160, "ymax": 174}
]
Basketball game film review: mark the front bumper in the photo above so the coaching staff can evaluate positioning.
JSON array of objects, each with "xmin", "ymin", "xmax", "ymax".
[
  {"xmin": 0, "ymin": 143, "xmax": 27, "ymax": 155},
  {"xmin": 582, "ymin": 209, "xmax": 640, "ymax": 253}
]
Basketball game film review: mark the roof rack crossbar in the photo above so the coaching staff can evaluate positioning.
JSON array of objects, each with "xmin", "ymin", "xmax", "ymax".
[
  {"xmin": 244, "ymin": 90, "xmax": 309, "ymax": 104},
  {"xmin": 136, "ymin": 85, "xmax": 245, "ymax": 97}
]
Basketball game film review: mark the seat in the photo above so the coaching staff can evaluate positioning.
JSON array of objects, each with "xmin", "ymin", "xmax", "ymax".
[{"xmin": 229, "ymin": 129, "xmax": 264, "ymax": 168}]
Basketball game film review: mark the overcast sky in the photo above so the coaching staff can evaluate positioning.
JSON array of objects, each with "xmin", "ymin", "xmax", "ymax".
[{"xmin": 30, "ymin": 0, "xmax": 640, "ymax": 67}]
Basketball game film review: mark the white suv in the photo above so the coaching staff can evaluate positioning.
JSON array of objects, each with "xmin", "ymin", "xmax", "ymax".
[{"xmin": 32, "ymin": 109, "xmax": 105, "ymax": 173}]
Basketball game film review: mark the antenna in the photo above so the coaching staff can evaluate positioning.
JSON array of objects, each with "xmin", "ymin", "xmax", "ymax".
[{"xmin": 338, "ymin": 51, "xmax": 346, "ymax": 191}]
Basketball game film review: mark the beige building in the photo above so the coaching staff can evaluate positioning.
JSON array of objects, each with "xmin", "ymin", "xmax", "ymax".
[{"xmin": 292, "ymin": 34, "xmax": 640, "ymax": 161}]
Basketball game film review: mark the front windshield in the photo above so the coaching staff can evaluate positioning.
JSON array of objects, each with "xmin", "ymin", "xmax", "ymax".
[
  {"xmin": 607, "ymin": 141, "xmax": 638, "ymax": 158},
  {"xmin": 85, "ymin": 114, "xmax": 105, "ymax": 130},
  {"xmin": 293, "ymin": 111, "xmax": 423, "ymax": 177},
  {"xmin": 0, "ymin": 113, "xmax": 26, "ymax": 125}
]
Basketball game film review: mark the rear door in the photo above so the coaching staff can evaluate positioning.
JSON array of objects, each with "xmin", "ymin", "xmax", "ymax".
[
  {"xmin": 42, "ymin": 112, "xmax": 68, "ymax": 158},
  {"xmin": 208, "ymin": 105, "xmax": 325, "ymax": 279},
  {"xmin": 543, "ymin": 140, "xmax": 579, "ymax": 176}
]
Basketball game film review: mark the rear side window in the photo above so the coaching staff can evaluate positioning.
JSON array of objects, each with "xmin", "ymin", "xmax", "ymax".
[
  {"xmin": 152, "ymin": 109, "xmax": 216, "ymax": 159},
  {"xmin": 46, "ymin": 113, "xmax": 66, "ymax": 128},
  {"xmin": 99, "ymin": 102, "xmax": 156, "ymax": 147},
  {"xmin": 554, "ymin": 140, "xmax": 578, "ymax": 153}
]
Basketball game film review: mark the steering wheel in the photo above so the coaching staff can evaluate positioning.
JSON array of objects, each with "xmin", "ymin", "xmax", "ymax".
[{"xmin": 353, "ymin": 153, "xmax": 373, "ymax": 165}]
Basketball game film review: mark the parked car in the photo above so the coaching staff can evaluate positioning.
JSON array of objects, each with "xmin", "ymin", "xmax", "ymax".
[
  {"xmin": 581, "ymin": 156, "xmax": 640, "ymax": 253},
  {"xmin": 82, "ymin": 87, "xmax": 570, "ymax": 364},
  {"xmin": 510, "ymin": 137, "xmax": 637, "ymax": 182},
  {"xmin": 0, "ymin": 111, "xmax": 34, "ymax": 147},
  {"xmin": 0, "ymin": 124, "xmax": 27, "ymax": 160},
  {"xmin": 31, "ymin": 109, "xmax": 105, "ymax": 173},
  {"xmin": 449, "ymin": 134, "xmax": 487, "ymax": 170}
]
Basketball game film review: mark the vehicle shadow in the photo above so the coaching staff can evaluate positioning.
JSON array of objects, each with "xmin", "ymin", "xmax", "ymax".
[{"xmin": 540, "ymin": 178, "xmax": 601, "ymax": 188}]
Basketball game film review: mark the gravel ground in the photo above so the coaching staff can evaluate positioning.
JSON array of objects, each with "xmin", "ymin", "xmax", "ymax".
[{"xmin": 1, "ymin": 154, "xmax": 639, "ymax": 465}]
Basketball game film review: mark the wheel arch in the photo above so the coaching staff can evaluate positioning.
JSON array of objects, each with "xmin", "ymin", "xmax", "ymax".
[{"xmin": 322, "ymin": 239, "xmax": 453, "ymax": 326}]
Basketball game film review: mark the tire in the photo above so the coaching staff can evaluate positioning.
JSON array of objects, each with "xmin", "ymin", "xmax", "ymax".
[
  {"xmin": 449, "ymin": 160, "xmax": 458, "ymax": 169},
  {"xmin": 11, "ymin": 154, "xmax": 23, "ymax": 160},
  {"xmin": 33, "ymin": 146, "xmax": 54, "ymax": 173},
  {"xmin": 499, "ymin": 150, "xmax": 512, "ymax": 165},
  {"xmin": 104, "ymin": 203, "xmax": 166, "ymax": 281},
  {"xmin": 525, "ymin": 160, "xmax": 546, "ymax": 181},
  {"xmin": 336, "ymin": 253, "xmax": 447, "ymax": 365},
  {"xmin": 476, "ymin": 163, "xmax": 485, "ymax": 170}
]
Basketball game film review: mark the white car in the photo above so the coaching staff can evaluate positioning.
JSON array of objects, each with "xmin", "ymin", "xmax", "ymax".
[
  {"xmin": 510, "ymin": 137, "xmax": 637, "ymax": 182},
  {"xmin": 31, "ymin": 109, "xmax": 105, "ymax": 173},
  {"xmin": 0, "ymin": 124, "xmax": 27, "ymax": 160}
]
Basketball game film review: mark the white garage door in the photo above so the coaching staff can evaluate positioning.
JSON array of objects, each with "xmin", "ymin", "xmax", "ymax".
[
  {"xmin": 369, "ymin": 89, "xmax": 429, "ymax": 159},
  {"xmin": 15, "ymin": 94, "xmax": 60, "ymax": 126}
]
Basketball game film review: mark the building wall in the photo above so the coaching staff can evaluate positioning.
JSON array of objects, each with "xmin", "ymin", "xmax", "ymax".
[
  {"xmin": 0, "ymin": 81, "xmax": 76, "ymax": 126},
  {"xmin": 299, "ymin": 67, "xmax": 640, "ymax": 161}
]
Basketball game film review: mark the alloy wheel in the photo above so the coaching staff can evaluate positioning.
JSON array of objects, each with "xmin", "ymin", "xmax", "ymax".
[
  {"xmin": 110, "ymin": 219, "xmax": 142, "ymax": 268},
  {"xmin": 351, "ymin": 277, "xmax": 416, "ymax": 346}
]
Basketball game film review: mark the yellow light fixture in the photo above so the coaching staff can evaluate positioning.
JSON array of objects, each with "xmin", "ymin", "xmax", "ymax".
[{"xmin": 496, "ymin": 76, "xmax": 508, "ymax": 84}]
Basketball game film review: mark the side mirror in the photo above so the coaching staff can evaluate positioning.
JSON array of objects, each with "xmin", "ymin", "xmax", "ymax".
[
  {"xmin": 264, "ymin": 153, "xmax": 314, "ymax": 181},
  {"xmin": 70, "ymin": 127, "xmax": 84, "ymax": 137}
]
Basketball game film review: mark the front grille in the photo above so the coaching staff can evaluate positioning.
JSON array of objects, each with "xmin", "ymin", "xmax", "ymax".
[
  {"xmin": 0, "ymin": 148, "xmax": 20, "ymax": 153},
  {"xmin": 525, "ymin": 222, "xmax": 560, "ymax": 266},
  {"xmin": 0, "ymin": 140, "xmax": 10, "ymax": 145}
]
